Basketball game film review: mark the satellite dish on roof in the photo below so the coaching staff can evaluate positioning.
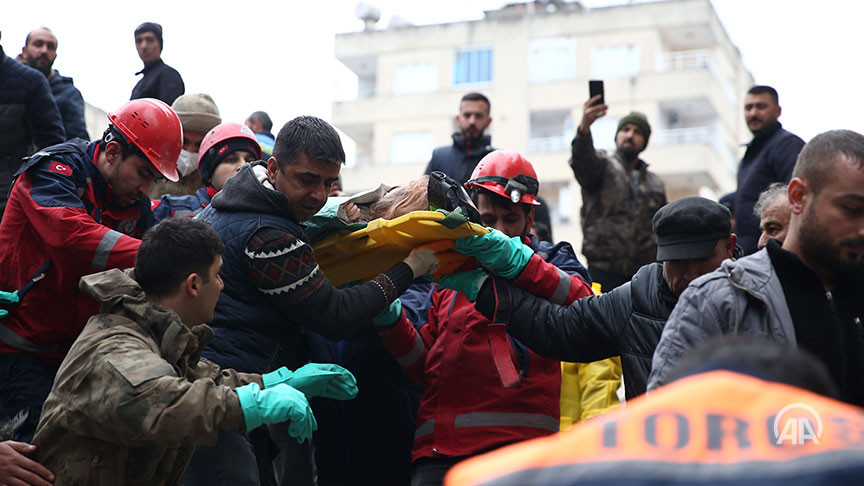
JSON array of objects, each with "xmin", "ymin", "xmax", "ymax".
[{"xmin": 355, "ymin": 2, "xmax": 381, "ymax": 31}]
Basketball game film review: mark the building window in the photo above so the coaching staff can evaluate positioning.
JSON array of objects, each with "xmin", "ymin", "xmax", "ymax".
[
  {"xmin": 393, "ymin": 63, "xmax": 437, "ymax": 95},
  {"xmin": 453, "ymin": 47, "xmax": 493, "ymax": 86},
  {"xmin": 527, "ymin": 37, "xmax": 575, "ymax": 83},
  {"xmin": 528, "ymin": 109, "xmax": 573, "ymax": 153},
  {"xmin": 390, "ymin": 132, "xmax": 434, "ymax": 164},
  {"xmin": 591, "ymin": 45, "xmax": 640, "ymax": 78}
]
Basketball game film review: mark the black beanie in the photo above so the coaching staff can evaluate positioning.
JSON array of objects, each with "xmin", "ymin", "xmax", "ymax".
[
  {"xmin": 134, "ymin": 22, "xmax": 163, "ymax": 51},
  {"xmin": 199, "ymin": 138, "xmax": 261, "ymax": 186}
]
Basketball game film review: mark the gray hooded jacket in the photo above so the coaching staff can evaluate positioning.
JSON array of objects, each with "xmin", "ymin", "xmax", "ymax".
[{"xmin": 647, "ymin": 249, "xmax": 796, "ymax": 390}]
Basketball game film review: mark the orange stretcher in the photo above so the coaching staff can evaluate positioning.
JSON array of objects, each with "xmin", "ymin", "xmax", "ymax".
[{"xmin": 312, "ymin": 210, "xmax": 489, "ymax": 286}]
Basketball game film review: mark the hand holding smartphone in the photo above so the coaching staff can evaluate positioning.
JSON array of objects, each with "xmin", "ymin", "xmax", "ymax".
[{"xmin": 589, "ymin": 80, "xmax": 604, "ymax": 106}]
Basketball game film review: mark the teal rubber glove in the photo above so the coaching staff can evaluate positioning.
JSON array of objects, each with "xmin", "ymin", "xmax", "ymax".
[
  {"xmin": 0, "ymin": 290, "xmax": 19, "ymax": 319},
  {"xmin": 373, "ymin": 299, "xmax": 402, "ymax": 327},
  {"xmin": 235, "ymin": 382, "xmax": 317, "ymax": 443},
  {"xmin": 426, "ymin": 268, "xmax": 488, "ymax": 302},
  {"xmin": 454, "ymin": 229, "xmax": 534, "ymax": 279},
  {"xmin": 262, "ymin": 363, "xmax": 358, "ymax": 400}
]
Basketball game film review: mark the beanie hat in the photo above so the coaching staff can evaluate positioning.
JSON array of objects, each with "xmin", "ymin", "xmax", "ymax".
[
  {"xmin": 171, "ymin": 94, "xmax": 221, "ymax": 135},
  {"xmin": 199, "ymin": 138, "xmax": 261, "ymax": 186},
  {"xmin": 134, "ymin": 22, "xmax": 163, "ymax": 51},
  {"xmin": 617, "ymin": 111, "xmax": 652, "ymax": 147}
]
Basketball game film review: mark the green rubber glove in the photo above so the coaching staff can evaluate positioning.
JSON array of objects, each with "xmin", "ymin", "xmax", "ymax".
[
  {"xmin": 235, "ymin": 382, "xmax": 317, "ymax": 443},
  {"xmin": 426, "ymin": 268, "xmax": 488, "ymax": 302},
  {"xmin": 373, "ymin": 299, "xmax": 402, "ymax": 327},
  {"xmin": 454, "ymin": 229, "xmax": 534, "ymax": 279},
  {"xmin": 0, "ymin": 290, "xmax": 19, "ymax": 319},
  {"xmin": 262, "ymin": 364, "xmax": 358, "ymax": 400}
]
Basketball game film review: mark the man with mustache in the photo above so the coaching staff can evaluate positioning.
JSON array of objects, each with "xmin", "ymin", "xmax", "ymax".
[
  {"xmin": 570, "ymin": 95, "xmax": 667, "ymax": 291},
  {"xmin": 425, "ymin": 92, "xmax": 495, "ymax": 185},
  {"xmin": 649, "ymin": 130, "xmax": 864, "ymax": 408},
  {"xmin": 0, "ymin": 98, "xmax": 181, "ymax": 444},
  {"xmin": 131, "ymin": 22, "xmax": 184, "ymax": 105},
  {"xmin": 734, "ymin": 85, "xmax": 804, "ymax": 255},
  {"xmin": 19, "ymin": 27, "xmax": 88, "ymax": 141}
]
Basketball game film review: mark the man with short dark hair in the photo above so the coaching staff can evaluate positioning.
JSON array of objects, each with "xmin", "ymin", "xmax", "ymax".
[
  {"xmin": 0, "ymin": 32, "xmax": 65, "ymax": 218},
  {"xmin": 649, "ymin": 130, "xmax": 864, "ymax": 408},
  {"xmin": 0, "ymin": 98, "xmax": 181, "ymax": 444},
  {"xmin": 131, "ymin": 22, "xmax": 184, "ymax": 105},
  {"xmin": 735, "ymin": 85, "xmax": 804, "ymax": 254},
  {"xmin": 19, "ymin": 27, "xmax": 88, "ymax": 141},
  {"xmin": 33, "ymin": 218, "xmax": 353, "ymax": 485},
  {"xmin": 754, "ymin": 182, "xmax": 790, "ymax": 250},
  {"xmin": 570, "ymin": 95, "xmax": 667, "ymax": 291},
  {"xmin": 186, "ymin": 115, "xmax": 445, "ymax": 484},
  {"xmin": 461, "ymin": 196, "xmax": 736, "ymax": 399},
  {"xmin": 425, "ymin": 92, "xmax": 494, "ymax": 185},
  {"xmin": 245, "ymin": 110, "xmax": 275, "ymax": 158}
]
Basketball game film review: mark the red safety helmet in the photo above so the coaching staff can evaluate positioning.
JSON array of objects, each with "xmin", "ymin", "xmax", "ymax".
[
  {"xmin": 466, "ymin": 150, "xmax": 541, "ymax": 206},
  {"xmin": 107, "ymin": 98, "xmax": 182, "ymax": 182},
  {"xmin": 197, "ymin": 122, "xmax": 262, "ymax": 185}
]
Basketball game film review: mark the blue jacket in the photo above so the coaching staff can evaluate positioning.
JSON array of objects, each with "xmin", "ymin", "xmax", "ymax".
[
  {"xmin": 424, "ymin": 133, "xmax": 494, "ymax": 185},
  {"xmin": 49, "ymin": 70, "xmax": 88, "ymax": 141},
  {"xmin": 151, "ymin": 187, "xmax": 211, "ymax": 221},
  {"xmin": 735, "ymin": 123, "xmax": 804, "ymax": 254}
]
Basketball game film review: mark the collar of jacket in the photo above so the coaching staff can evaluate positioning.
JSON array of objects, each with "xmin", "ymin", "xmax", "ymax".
[
  {"xmin": 210, "ymin": 160, "xmax": 298, "ymax": 221},
  {"xmin": 614, "ymin": 150, "xmax": 649, "ymax": 172},
  {"xmin": 0, "ymin": 45, "xmax": 7, "ymax": 67},
  {"xmin": 745, "ymin": 122, "xmax": 783, "ymax": 147},
  {"xmin": 135, "ymin": 58, "xmax": 165, "ymax": 76},
  {"xmin": 452, "ymin": 132, "xmax": 492, "ymax": 153},
  {"xmin": 78, "ymin": 268, "xmax": 215, "ymax": 367}
]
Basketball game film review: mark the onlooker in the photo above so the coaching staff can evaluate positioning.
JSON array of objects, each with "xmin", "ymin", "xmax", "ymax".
[
  {"xmin": 649, "ymin": 130, "xmax": 864, "ymax": 408},
  {"xmin": 130, "ymin": 22, "xmax": 184, "ymax": 105},
  {"xmin": 445, "ymin": 338, "xmax": 864, "ymax": 486},
  {"xmin": 184, "ymin": 116, "xmax": 444, "ymax": 485},
  {"xmin": 33, "ymin": 218, "xmax": 353, "ymax": 485},
  {"xmin": 152, "ymin": 122, "xmax": 261, "ymax": 220},
  {"xmin": 149, "ymin": 93, "xmax": 222, "ymax": 198},
  {"xmin": 570, "ymin": 96, "xmax": 667, "ymax": 290},
  {"xmin": 735, "ymin": 85, "xmax": 804, "ymax": 254},
  {"xmin": 245, "ymin": 111, "xmax": 276, "ymax": 158},
  {"xmin": 467, "ymin": 197, "xmax": 736, "ymax": 399},
  {"xmin": 19, "ymin": 27, "xmax": 88, "ymax": 141},
  {"xmin": 424, "ymin": 92, "xmax": 494, "ymax": 185},
  {"xmin": 754, "ymin": 182, "xmax": 790, "ymax": 250},
  {"xmin": 0, "ymin": 440, "xmax": 53, "ymax": 486},
  {"xmin": 378, "ymin": 151, "xmax": 618, "ymax": 485},
  {"xmin": 0, "ymin": 99, "xmax": 181, "ymax": 443},
  {"xmin": 0, "ymin": 34, "xmax": 65, "ymax": 218}
]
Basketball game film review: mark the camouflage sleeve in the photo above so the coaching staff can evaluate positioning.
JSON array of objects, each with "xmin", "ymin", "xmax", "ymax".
[
  {"xmin": 189, "ymin": 357, "xmax": 263, "ymax": 389},
  {"xmin": 62, "ymin": 342, "xmax": 245, "ymax": 449},
  {"xmin": 569, "ymin": 129, "xmax": 606, "ymax": 190}
]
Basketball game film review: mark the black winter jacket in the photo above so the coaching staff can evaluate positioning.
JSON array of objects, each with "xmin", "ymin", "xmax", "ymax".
[
  {"xmin": 131, "ymin": 59, "xmax": 185, "ymax": 105},
  {"xmin": 475, "ymin": 262, "xmax": 675, "ymax": 400},
  {"xmin": 424, "ymin": 133, "xmax": 493, "ymax": 184},
  {"xmin": 49, "ymin": 70, "xmax": 89, "ymax": 140}
]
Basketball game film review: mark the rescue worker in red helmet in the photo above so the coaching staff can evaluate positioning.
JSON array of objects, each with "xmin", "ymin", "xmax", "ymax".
[
  {"xmin": 151, "ymin": 122, "xmax": 261, "ymax": 220},
  {"xmin": 374, "ymin": 150, "xmax": 616, "ymax": 485},
  {"xmin": 0, "ymin": 97, "xmax": 182, "ymax": 443}
]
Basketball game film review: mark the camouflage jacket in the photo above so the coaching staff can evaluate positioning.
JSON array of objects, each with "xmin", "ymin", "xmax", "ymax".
[
  {"xmin": 33, "ymin": 268, "xmax": 260, "ymax": 485},
  {"xmin": 569, "ymin": 130, "xmax": 667, "ymax": 277}
]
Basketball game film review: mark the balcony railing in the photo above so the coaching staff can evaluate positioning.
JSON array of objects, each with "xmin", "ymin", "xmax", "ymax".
[
  {"xmin": 654, "ymin": 126, "xmax": 715, "ymax": 146},
  {"xmin": 527, "ymin": 136, "xmax": 571, "ymax": 153},
  {"xmin": 660, "ymin": 49, "xmax": 713, "ymax": 72}
]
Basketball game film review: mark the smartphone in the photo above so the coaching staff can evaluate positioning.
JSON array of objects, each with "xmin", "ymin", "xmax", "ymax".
[{"xmin": 589, "ymin": 80, "xmax": 604, "ymax": 106}]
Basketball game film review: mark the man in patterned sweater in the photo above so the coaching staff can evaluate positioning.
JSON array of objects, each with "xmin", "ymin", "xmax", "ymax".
[{"xmin": 185, "ymin": 116, "xmax": 444, "ymax": 485}]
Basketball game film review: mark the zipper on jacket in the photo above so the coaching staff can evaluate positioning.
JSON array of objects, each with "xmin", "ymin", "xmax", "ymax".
[{"xmin": 263, "ymin": 339, "xmax": 284, "ymax": 373}]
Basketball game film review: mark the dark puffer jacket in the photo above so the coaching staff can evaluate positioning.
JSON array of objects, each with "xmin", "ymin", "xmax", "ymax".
[
  {"xmin": 475, "ymin": 262, "xmax": 675, "ymax": 400},
  {"xmin": 48, "ymin": 70, "xmax": 88, "ymax": 140},
  {"xmin": 424, "ymin": 133, "xmax": 493, "ymax": 185}
]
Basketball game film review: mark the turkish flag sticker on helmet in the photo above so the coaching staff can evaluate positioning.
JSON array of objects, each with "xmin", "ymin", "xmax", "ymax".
[{"xmin": 48, "ymin": 162, "xmax": 73, "ymax": 177}]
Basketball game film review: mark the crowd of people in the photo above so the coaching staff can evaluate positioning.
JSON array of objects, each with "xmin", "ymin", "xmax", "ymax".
[{"xmin": 1, "ymin": 20, "xmax": 864, "ymax": 486}]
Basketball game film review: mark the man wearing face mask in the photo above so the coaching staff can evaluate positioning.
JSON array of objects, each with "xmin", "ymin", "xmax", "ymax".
[
  {"xmin": 570, "ymin": 97, "xmax": 667, "ymax": 291},
  {"xmin": 447, "ymin": 197, "xmax": 737, "ymax": 400},
  {"xmin": 149, "ymin": 93, "xmax": 221, "ymax": 198},
  {"xmin": 151, "ymin": 122, "xmax": 262, "ymax": 220}
]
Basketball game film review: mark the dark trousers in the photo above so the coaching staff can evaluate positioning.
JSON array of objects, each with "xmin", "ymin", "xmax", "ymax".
[
  {"xmin": 587, "ymin": 266, "xmax": 632, "ymax": 292},
  {"xmin": 410, "ymin": 456, "xmax": 469, "ymax": 486},
  {"xmin": 184, "ymin": 429, "xmax": 261, "ymax": 486},
  {"xmin": 0, "ymin": 353, "xmax": 57, "ymax": 442}
]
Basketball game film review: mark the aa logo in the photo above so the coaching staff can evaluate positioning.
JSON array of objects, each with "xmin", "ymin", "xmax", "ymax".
[{"xmin": 773, "ymin": 403, "xmax": 822, "ymax": 445}]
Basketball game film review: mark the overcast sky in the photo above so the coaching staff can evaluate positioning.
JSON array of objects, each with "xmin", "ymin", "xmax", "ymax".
[{"xmin": 3, "ymin": 0, "xmax": 861, "ymax": 145}]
